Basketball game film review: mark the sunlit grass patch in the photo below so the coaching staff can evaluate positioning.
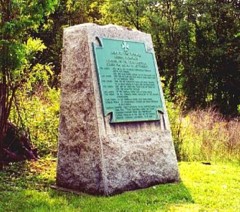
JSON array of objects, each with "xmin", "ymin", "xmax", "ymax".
[
  {"xmin": 179, "ymin": 162, "xmax": 240, "ymax": 211},
  {"xmin": 0, "ymin": 160, "xmax": 239, "ymax": 211}
]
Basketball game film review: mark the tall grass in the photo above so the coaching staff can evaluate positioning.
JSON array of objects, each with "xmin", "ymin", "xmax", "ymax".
[
  {"xmin": 9, "ymin": 87, "xmax": 240, "ymax": 163},
  {"xmin": 168, "ymin": 102, "xmax": 240, "ymax": 162}
]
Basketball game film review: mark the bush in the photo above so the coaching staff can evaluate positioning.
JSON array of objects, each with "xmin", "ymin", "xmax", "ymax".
[{"xmin": 10, "ymin": 86, "xmax": 60, "ymax": 157}]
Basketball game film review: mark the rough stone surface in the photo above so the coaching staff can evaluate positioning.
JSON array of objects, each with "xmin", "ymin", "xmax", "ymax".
[{"xmin": 56, "ymin": 23, "xmax": 179, "ymax": 195}]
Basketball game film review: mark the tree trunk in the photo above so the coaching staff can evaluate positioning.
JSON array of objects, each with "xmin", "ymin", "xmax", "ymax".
[{"xmin": 0, "ymin": 82, "xmax": 8, "ymax": 170}]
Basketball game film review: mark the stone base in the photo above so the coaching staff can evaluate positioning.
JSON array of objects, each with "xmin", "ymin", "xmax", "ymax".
[
  {"xmin": 57, "ymin": 130, "xmax": 179, "ymax": 195},
  {"xmin": 56, "ymin": 24, "xmax": 179, "ymax": 196}
]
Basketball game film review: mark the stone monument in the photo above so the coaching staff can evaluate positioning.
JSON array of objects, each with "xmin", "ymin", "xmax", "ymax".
[{"xmin": 56, "ymin": 23, "xmax": 179, "ymax": 195}]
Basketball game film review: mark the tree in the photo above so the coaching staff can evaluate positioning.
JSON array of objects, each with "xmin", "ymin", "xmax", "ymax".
[
  {"xmin": 0, "ymin": 0, "xmax": 58, "ymax": 168},
  {"xmin": 145, "ymin": 0, "xmax": 187, "ymax": 99},
  {"xmin": 182, "ymin": 0, "xmax": 240, "ymax": 114},
  {"xmin": 33, "ymin": 0, "xmax": 104, "ymax": 87},
  {"xmin": 100, "ymin": 0, "xmax": 240, "ymax": 115},
  {"xmin": 99, "ymin": 0, "xmax": 149, "ymax": 30}
]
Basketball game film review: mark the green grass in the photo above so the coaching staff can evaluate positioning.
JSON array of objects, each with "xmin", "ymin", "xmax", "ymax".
[{"xmin": 0, "ymin": 159, "xmax": 239, "ymax": 212}]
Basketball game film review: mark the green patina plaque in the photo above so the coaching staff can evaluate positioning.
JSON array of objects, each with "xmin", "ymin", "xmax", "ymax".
[{"xmin": 93, "ymin": 37, "xmax": 163, "ymax": 123}]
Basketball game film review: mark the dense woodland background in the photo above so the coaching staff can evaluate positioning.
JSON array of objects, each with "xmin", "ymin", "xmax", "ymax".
[{"xmin": 0, "ymin": 0, "xmax": 239, "ymax": 165}]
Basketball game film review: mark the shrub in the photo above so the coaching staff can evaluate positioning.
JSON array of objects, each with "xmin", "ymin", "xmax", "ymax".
[{"xmin": 10, "ymin": 86, "xmax": 60, "ymax": 157}]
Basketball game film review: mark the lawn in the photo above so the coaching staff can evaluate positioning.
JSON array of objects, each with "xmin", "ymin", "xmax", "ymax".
[{"xmin": 0, "ymin": 159, "xmax": 239, "ymax": 212}]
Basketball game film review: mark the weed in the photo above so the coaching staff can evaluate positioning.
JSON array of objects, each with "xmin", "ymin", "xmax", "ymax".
[{"xmin": 168, "ymin": 105, "xmax": 240, "ymax": 162}]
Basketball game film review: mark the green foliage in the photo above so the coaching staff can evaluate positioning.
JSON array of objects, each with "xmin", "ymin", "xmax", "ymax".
[
  {"xmin": 10, "ymin": 87, "xmax": 60, "ymax": 156},
  {"xmin": 1, "ymin": 160, "xmax": 240, "ymax": 211},
  {"xmin": 99, "ymin": 0, "xmax": 149, "ymax": 30},
  {"xmin": 181, "ymin": 0, "xmax": 240, "ymax": 115},
  {"xmin": 33, "ymin": 0, "xmax": 103, "ymax": 87},
  {"xmin": 99, "ymin": 0, "xmax": 240, "ymax": 115},
  {"xmin": 166, "ymin": 100, "xmax": 185, "ymax": 161},
  {"xmin": 0, "ymin": 0, "xmax": 58, "ymax": 162},
  {"xmin": 0, "ymin": 0, "xmax": 58, "ymax": 66}
]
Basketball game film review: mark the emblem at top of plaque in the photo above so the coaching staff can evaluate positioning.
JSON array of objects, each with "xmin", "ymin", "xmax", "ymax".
[
  {"xmin": 93, "ymin": 37, "xmax": 164, "ymax": 123},
  {"xmin": 121, "ymin": 41, "xmax": 129, "ymax": 52}
]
